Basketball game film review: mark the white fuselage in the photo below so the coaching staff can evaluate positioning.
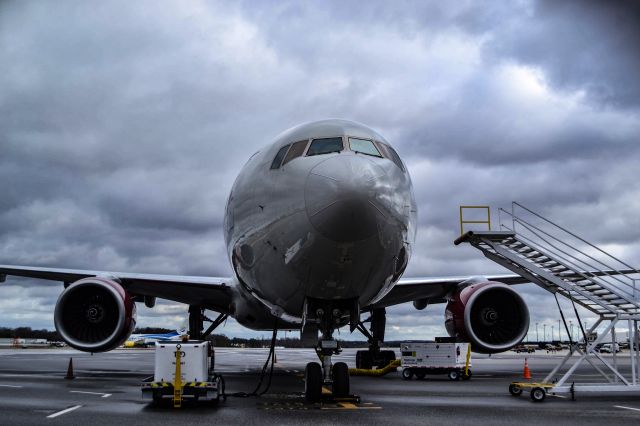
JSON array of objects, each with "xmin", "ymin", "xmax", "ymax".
[{"xmin": 223, "ymin": 120, "xmax": 417, "ymax": 330}]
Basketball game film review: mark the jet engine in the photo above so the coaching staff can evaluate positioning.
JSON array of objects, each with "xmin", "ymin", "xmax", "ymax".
[
  {"xmin": 54, "ymin": 278, "xmax": 136, "ymax": 352},
  {"xmin": 444, "ymin": 281, "xmax": 529, "ymax": 353}
]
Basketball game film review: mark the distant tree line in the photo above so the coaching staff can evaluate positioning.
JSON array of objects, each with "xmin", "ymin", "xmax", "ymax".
[
  {"xmin": 0, "ymin": 326, "xmax": 384, "ymax": 348},
  {"xmin": 0, "ymin": 327, "xmax": 62, "ymax": 340}
]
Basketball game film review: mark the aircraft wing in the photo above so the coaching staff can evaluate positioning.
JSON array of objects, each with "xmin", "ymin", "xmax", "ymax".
[
  {"xmin": 371, "ymin": 269, "xmax": 638, "ymax": 309},
  {"xmin": 369, "ymin": 274, "xmax": 529, "ymax": 308},
  {"xmin": 0, "ymin": 264, "xmax": 235, "ymax": 313}
]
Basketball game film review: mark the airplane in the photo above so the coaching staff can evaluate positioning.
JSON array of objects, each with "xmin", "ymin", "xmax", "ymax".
[
  {"xmin": 124, "ymin": 327, "xmax": 188, "ymax": 348},
  {"xmin": 0, "ymin": 118, "xmax": 606, "ymax": 401}
]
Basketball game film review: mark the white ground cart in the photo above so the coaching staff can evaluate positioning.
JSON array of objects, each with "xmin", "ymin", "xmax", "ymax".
[
  {"xmin": 141, "ymin": 341, "xmax": 224, "ymax": 407},
  {"xmin": 400, "ymin": 341, "xmax": 472, "ymax": 381}
]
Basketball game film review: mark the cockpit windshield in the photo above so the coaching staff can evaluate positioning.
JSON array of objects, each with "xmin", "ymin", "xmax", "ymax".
[
  {"xmin": 270, "ymin": 144, "xmax": 290, "ymax": 169},
  {"xmin": 349, "ymin": 137, "xmax": 382, "ymax": 157},
  {"xmin": 306, "ymin": 137, "xmax": 344, "ymax": 156},
  {"xmin": 282, "ymin": 140, "xmax": 308, "ymax": 165}
]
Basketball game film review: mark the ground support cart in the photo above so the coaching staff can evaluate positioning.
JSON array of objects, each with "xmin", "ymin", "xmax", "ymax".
[
  {"xmin": 400, "ymin": 341, "xmax": 472, "ymax": 381},
  {"xmin": 508, "ymin": 382, "xmax": 556, "ymax": 402},
  {"xmin": 141, "ymin": 340, "xmax": 224, "ymax": 407}
]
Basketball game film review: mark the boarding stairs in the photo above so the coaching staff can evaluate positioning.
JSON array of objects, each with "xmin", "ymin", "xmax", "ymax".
[{"xmin": 456, "ymin": 202, "xmax": 640, "ymax": 396}]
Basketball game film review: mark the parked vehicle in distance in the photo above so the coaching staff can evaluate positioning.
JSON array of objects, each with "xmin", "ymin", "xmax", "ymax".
[
  {"xmin": 598, "ymin": 343, "xmax": 621, "ymax": 353},
  {"xmin": 544, "ymin": 344, "xmax": 562, "ymax": 352},
  {"xmin": 513, "ymin": 345, "xmax": 535, "ymax": 353}
]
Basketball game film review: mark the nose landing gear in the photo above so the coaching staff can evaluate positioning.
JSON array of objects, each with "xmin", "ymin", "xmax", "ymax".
[
  {"xmin": 302, "ymin": 300, "xmax": 356, "ymax": 402},
  {"xmin": 304, "ymin": 336, "xmax": 351, "ymax": 402}
]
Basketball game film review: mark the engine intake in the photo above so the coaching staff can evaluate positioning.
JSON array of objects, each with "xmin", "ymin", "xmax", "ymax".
[
  {"xmin": 445, "ymin": 281, "xmax": 529, "ymax": 353},
  {"xmin": 54, "ymin": 278, "xmax": 136, "ymax": 352}
]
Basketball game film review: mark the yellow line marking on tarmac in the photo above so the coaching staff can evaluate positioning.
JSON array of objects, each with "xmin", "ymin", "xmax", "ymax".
[
  {"xmin": 339, "ymin": 402, "xmax": 358, "ymax": 409},
  {"xmin": 322, "ymin": 386, "xmax": 331, "ymax": 394},
  {"xmin": 321, "ymin": 404, "xmax": 382, "ymax": 410},
  {"xmin": 47, "ymin": 405, "xmax": 82, "ymax": 419},
  {"xmin": 614, "ymin": 405, "xmax": 640, "ymax": 413}
]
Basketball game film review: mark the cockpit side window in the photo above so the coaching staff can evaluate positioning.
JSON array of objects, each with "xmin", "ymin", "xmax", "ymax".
[
  {"xmin": 349, "ymin": 137, "xmax": 382, "ymax": 157},
  {"xmin": 270, "ymin": 144, "xmax": 290, "ymax": 169},
  {"xmin": 306, "ymin": 137, "xmax": 344, "ymax": 156},
  {"xmin": 282, "ymin": 140, "xmax": 309, "ymax": 165},
  {"xmin": 376, "ymin": 141, "xmax": 405, "ymax": 172}
]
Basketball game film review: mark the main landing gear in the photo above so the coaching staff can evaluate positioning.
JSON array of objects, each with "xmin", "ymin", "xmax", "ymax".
[
  {"xmin": 188, "ymin": 305, "xmax": 228, "ymax": 340},
  {"xmin": 354, "ymin": 308, "xmax": 396, "ymax": 369}
]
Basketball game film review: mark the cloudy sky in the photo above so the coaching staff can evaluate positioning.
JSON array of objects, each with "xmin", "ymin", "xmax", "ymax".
[{"xmin": 1, "ymin": 0, "xmax": 639, "ymax": 341}]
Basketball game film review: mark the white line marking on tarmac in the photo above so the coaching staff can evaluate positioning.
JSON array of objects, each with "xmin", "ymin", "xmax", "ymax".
[
  {"xmin": 614, "ymin": 405, "xmax": 640, "ymax": 413},
  {"xmin": 552, "ymin": 394, "xmax": 567, "ymax": 399},
  {"xmin": 0, "ymin": 384, "xmax": 23, "ymax": 388},
  {"xmin": 69, "ymin": 390, "xmax": 111, "ymax": 398},
  {"xmin": 46, "ymin": 405, "xmax": 82, "ymax": 418}
]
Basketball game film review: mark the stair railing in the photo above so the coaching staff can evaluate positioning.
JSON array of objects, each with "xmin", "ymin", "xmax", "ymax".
[{"xmin": 499, "ymin": 202, "xmax": 639, "ymax": 303}]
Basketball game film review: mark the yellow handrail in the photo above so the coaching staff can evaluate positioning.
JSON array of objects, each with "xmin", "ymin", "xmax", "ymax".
[{"xmin": 459, "ymin": 205, "xmax": 491, "ymax": 235}]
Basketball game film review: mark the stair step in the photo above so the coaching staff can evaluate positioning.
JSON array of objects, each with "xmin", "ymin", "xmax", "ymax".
[
  {"xmin": 607, "ymin": 299, "xmax": 630, "ymax": 305},
  {"xmin": 507, "ymin": 241, "xmax": 525, "ymax": 249},
  {"xmin": 517, "ymin": 247, "xmax": 535, "ymax": 254},
  {"xmin": 579, "ymin": 285, "xmax": 601, "ymax": 291},
  {"xmin": 590, "ymin": 289, "xmax": 612, "ymax": 296},
  {"xmin": 524, "ymin": 251, "xmax": 542, "ymax": 258}
]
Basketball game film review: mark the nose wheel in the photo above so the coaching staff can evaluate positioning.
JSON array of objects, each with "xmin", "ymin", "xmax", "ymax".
[
  {"xmin": 304, "ymin": 360, "xmax": 350, "ymax": 401},
  {"xmin": 304, "ymin": 362, "xmax": 322, "ymax": 402},
  {"xmin": 304, "ymin": 337, "xmax": 351, "ymax": 402}
]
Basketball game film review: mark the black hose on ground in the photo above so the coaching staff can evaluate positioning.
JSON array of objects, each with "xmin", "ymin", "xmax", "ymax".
[{"xmin": 229, "ymin": 319, "xmax": 279, "ymax": 397}]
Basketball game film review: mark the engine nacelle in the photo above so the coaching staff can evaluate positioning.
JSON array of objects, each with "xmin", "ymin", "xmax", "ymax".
[
  {"xmin": 445, "ymin": 281, "xmax": 529, "ymax": 353},
  {"xmin": 54, "ymin": 278, "xmax": 136, "ymax": 352}
]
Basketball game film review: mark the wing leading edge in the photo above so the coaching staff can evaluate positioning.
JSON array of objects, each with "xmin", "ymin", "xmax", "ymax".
[
  {"xmin": 371, "ymin": 269, "xmax": 639, "ymax": 309},
  {"xmin": 0, "ymin": 264, "xmax": 235, "ymax": 314}
]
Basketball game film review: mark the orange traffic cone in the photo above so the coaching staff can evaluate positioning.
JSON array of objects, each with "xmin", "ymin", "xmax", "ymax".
[
  {"xmin": 65, "ymin": 357, "xmax": 75, "ymax": 380},
  {"xmin": 523, "ymin": 358, "xmax": 531, "ymax": 380}
]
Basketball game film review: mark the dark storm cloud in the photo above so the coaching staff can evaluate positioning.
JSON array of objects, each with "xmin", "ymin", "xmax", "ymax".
[
  {"xmin": 493, "ymin": 0, "xmax": 640, "ymax": 109},
  {"xmin": 1, "ymin": 0, "xmax": 638, "ymax": 338}
]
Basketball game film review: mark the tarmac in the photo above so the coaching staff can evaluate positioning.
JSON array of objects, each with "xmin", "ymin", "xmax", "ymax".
[{"xmin": 1, "ymin": 347, "xmax": 640, "ymax": 425}]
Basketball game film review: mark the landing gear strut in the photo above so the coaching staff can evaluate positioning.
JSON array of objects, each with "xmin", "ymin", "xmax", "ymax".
[
  {"xmin": 303, "ymin": 301, "xmax": 351, "ymax": 402},
  {"xmin": 189, "ymin": 305, "xmax": 228, "ymax": 340},
  {"xmin": 355, "ymin": 308, "xmax": 396, "ymax": 369}
]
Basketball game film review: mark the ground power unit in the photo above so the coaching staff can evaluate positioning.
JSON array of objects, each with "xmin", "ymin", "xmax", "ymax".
[
  {"xmin": 400, "ymin": 341, "xmax": 472, "ymax": 381},
  {"xmin": 141, "ymin": 340, "xmax": 223, "ymax": 406}
]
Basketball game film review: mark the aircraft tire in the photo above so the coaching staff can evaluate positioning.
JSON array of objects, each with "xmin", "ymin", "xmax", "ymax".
[
  {"xmin": 332, "ymin": 362, "xmax": 350, "ymax": 397},
  {"xmin": 380, "ymin": 350, "xmax": 396, "ymax": 367},
  {"xmin": 356, "ymin": 350, "xmax": 373, "ymax": 369},
  {"xmin": 305, "ymin": 362, "xmax": 322, "ymax": 402}
]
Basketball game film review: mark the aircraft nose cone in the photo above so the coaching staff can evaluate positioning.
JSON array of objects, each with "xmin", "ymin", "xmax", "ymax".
[{"xmin": 305, "ymin": 155, "xmax": 387, "ymax": 242}]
